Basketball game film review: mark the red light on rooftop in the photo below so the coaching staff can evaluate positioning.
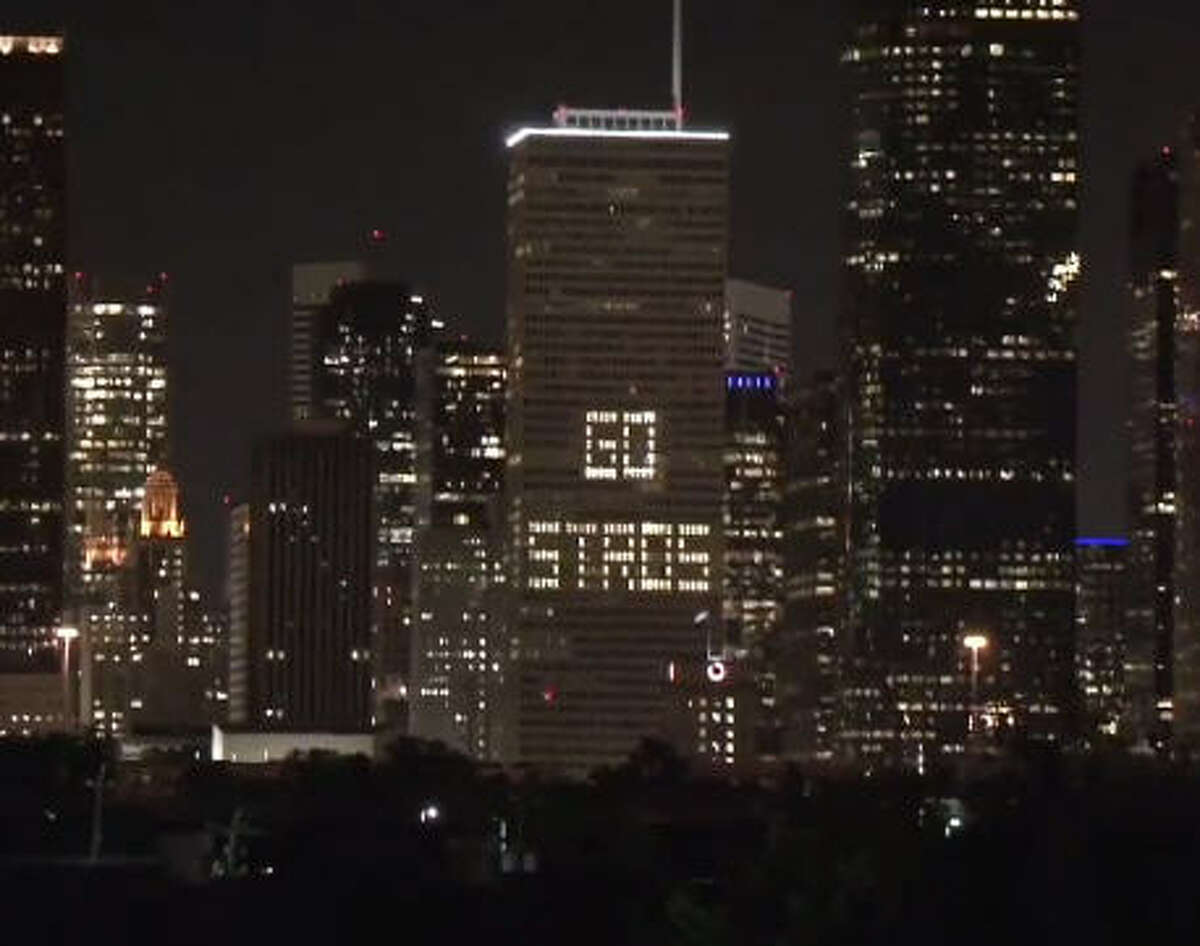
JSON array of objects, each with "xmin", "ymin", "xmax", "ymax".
[{"xmin": 369, "ymin": 228, "xmax": 386, "ymax": 243}]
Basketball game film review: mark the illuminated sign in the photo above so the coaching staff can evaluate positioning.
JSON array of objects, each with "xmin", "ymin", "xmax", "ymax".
[
  {"xmin": 584, "ymin": 410, "xmax": 657, "ymax": 481},
  {"xmin": 706, "ymin": 660, "xmax": 727, "ymax": 683},
  {"xmin": 526, "ymin": 519, "xmax": 711, "ymax": 593}
]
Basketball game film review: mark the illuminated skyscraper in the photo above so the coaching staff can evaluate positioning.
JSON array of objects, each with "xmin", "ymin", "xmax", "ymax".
[
  {"xmin": 80, "ymin": 469, "xmax": 190, "ymax": 737},
  {"xmin": 0, "ymin": 35, "xmax": 66, "ymax": 678},
  {"xmin": 723, "ymin": 279, "xmax": 791, "ymax": 376},
  {"xmin": 1074, "ymin": 537, "xmax": 1128, "ymax": 745},
  {"xmin": 290, "ymin": 266, "xmax": 434, "ymax": 716},
  {"xmin": 722, "ymin": 372, "xmax": 783, "ymax": 761},
  {"xmin": 723, "ymin": 373, "xmax": 784, "ymax": 654},
  {"xmin": 66, "ymin": 279, "xmax": 169, "ymax": 735},
  {"xmin": 505, "ymin": 107, "xmax": 729, "ymax": 774},
  {"xmin": 125, "ymin": 470, "xmax": 218, "ymax": 736},
  {"xmin": 1127, "ymin": 150, "xmax": 1181, "ymax": 753},
  {"xmin": 410, "ymin": 342, "xmax": 506, "ymax": 758},
  {"xmin": 66, "ymin": 278, "xmax": 169, "ymax": 606},
  {"xmin": 842, "ymin": 2, "xmax": 1081, "ymax": 767},
  {"xmin": 289, "ymin": 261, "xmax": 367, "ymax": 422},
  {"xmin": 779, "ymin": 372, "xmax": 845, "ymax": 762}
]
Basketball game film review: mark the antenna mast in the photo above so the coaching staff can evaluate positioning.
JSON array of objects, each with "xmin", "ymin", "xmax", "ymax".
[{"xmin": 672, "ymin": 0, "xmax": 683, "ymax": 126}]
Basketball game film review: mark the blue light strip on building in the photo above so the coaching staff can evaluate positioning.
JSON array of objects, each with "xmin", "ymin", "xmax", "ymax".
[{"xmin": 726, "ymin": 374, "xmax": 775, "ymax": 390}]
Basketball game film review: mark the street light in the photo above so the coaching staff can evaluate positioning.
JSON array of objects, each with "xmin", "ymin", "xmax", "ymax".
[
  {"xmin": 56, "ymin": 626, "xmax": 78, "ymax": 730},
  {"xmin": 962, "ymin": 633, "xmax": 988, "ymax": 737},
  {"xmin": 420, "ymin": 803, "xmax": 441, "ymax": 825}
]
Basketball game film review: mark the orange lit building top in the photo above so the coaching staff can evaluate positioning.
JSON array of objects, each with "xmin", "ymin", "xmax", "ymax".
[{"xmin": 140, "ymin": 469, "xmax": 185, "ymax": 539}]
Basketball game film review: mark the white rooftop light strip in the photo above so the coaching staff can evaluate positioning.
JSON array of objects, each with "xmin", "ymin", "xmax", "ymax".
[{"xmin": 506, "ymin": 126, "xmax": 730, "ymax": 148}]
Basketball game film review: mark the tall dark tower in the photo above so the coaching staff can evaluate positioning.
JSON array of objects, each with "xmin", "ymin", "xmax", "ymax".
[
  {"xmin": 842, "ymin": 2, "xmax": 1081, "ymax": 768},
  {"xmin": 246, "ymin": 429, "xmax": 374, "ymax": 732},
  {"xmin": 1127, "ymin": 150, "xmax": 1181, "ymax": 753},
  {"xmin": 1176, "ymin": 113, "xmax": 1200, "ymax": 749},
  {"xmin": 0, "ymin": 35, "xmax": 65, "ymax": 680},
  {"xmin": 290, "ymin": 266, "xmax": 433, "ymax": 720},
  {"xmin": 779, "ymin": 372, "xmax": 845, "ymax": 763}
]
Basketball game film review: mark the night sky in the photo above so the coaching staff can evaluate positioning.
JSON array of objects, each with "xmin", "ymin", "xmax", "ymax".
[{"xmin": 12, "ymin": 0, "xmax": 1200, "ymax": 596}]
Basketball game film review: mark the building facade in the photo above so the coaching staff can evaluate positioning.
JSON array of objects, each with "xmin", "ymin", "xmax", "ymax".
[
  {"xmin": 1074, "ymin": 537, "xmax": 1129, "ymax": 746},
  {"xmin": 663, "ymin": 649, "xmax": 761, "ymax": 775},
  {"xmin": 842, "ymin": 2, "xmax": 1081, "ymax": 768},
  {"xmin": 227, "ymin": 502, "xmax": 251, "ymax": 725},
  {"xmin": 78, "ymin": 470, "xmax": 219, "ymax": 738},
  {"xmin": 505, "ymin": 108, "xmax": 730, "ymax": 774},
  {"xmin": 779, "ymin": 371, "xmax": 845, "ymax": 763},
  {"xmin": 0, "ymin": 35, "xmax": 66, "ymax": 679},
  {"xmin": 410, "ymin": 342, "xmax": 506, "ymax": 758},
  {"xmin": 126, "ymin": 471, "xmax": 220, "ymax": 735},
  {"xmin": 289, "ymin": 266, "xmax": 434, "ymax": 718},
  {"xmin": 724, "ymin": 279, "xmax": 791, "ymax": 377},
  {"xmin": 722, "ymin": 372, "xmax": 784, "ymax": 760},
  {"xmin": 1176, "ymin": 113, "xmax": 1200, "ymax": 750},
  {"xmin": 723, "ymin": 373, "xmax": 784, "ymax": 655},
  {"xmin": 65, "ymin": 278, "xmax": 169, "ymax": 608},
  {"xmin": 65, "ymin": 280, "xmax": 170, "ymax": 735},
  {"xmin": 1127, "ymin": 150, "xmax": 1181, "ymax": 753},
  {"xmin": 244, "ymin": 428, "xmax": 374, "ymax": 732}
]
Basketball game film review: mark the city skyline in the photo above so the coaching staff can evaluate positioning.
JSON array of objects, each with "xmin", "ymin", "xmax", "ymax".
[
  {"xmin": 0, "ymin": 4, "xmax": 1195, "ymax": 764},
  {"xmin": 3, "ymin": 6, "xmax": 1200, "ymax": 933},
  {"xmin": 0, "ymin": 0, "xmax": 1194, "ymax": 595}
]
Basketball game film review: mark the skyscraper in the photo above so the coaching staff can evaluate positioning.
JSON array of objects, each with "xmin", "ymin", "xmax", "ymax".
[
  {"xmin": 289, "ymin": 261, "xmax": 367, "ymax": 422},
  {"xmin": 722, "ymin": 372, "xmax": 784, "ymax": 761},
  {"xmin": 244, "ymin": 427, "xmax": 374, "ymax": 732},
  {"xmin": 723, "ymin": 373, "xmax": 784, "ymax": 655},
  {"xmin": 66, "ymin": 278, "xmax": 169, "ymax": 605},
  {"xmin": 0, "ymin": 34, "xmax": 66, "ymax": 678},
  {"xmin": 842, "ymin": 2, "xmax": 1081, "ymax": 767},
  {"xmin": 723, "ymin": 279, "xmax": 792, "ymax": 376},
  {"xmin": 78, "ymin": 469, "xmax": 201, "ymax": 738},
  {"xmin": 289, "ymin": 266, "xmax": 433, "ymax": 717},
  {"xmin": 227, "ymin": 502, "xmax": 251, "ymax": 725},
  {"xmin": 410, "ymin": 342, "xmax": 506, "ymax": 758},
  {"xmin": 125, "ymin": 470, "xmax": 212, "ymax": 736},
  {"xmin": 505, "ymin": 107, "xmax": 729, "ymax": 774},
  {"xmin": 779, "ymin": 371, "xmax": 845, "ymax": 763},
  {"xmin": 1074, "ymin": 537, "xmax": 1129, "ymax": 745},
  {"xmin": 1127, "ymin": 150, "xmax": 1181, "ymax": 753},
  {"xmin": 66, "ymin": 279, "xmax": 169, "ymax": 735},
  {"xmin": 1175, "ymin": 113, "xmax": 1200, "ymax": 749}
]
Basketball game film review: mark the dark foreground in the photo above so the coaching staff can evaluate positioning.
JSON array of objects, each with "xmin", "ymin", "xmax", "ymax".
[{"xmin": 2, "ymin": 738, "xmax": 1199, "ymax": 945}]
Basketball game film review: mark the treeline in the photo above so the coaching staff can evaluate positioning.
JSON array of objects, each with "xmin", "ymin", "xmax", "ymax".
[{"xmin": 1, "ymin": 738, "xmax": 1199, "ymax": 944}]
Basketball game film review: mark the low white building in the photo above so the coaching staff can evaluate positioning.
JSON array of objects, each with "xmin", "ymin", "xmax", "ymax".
[{"xmin": 211, "ymin": 725, "xmax": 375, "ymax": 763}]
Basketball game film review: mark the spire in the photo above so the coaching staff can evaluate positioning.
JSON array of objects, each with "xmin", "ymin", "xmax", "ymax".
[{"xmin": 672, "ymin": 0, "xmax": 683, "ymax": 126}]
